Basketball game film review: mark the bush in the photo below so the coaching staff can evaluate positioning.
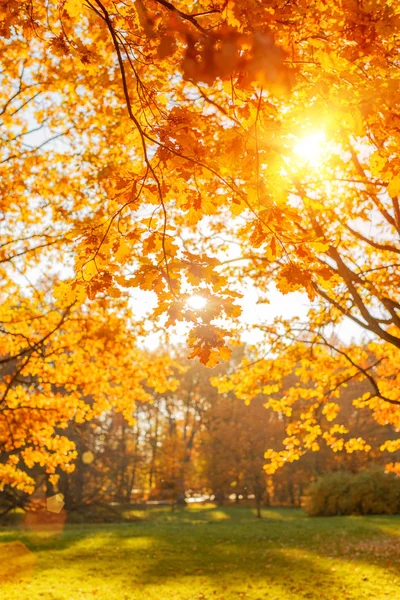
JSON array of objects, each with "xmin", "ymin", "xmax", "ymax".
[
  {"xmin": 66, "ymin": 504, "xmax": 143, "ymax": 524},
  {"xmin": 303, "ymin": 468, "xmax": 400, "ymax": 516},
  {"xmin": 0, "ymin": 508, "xmax": 24, "ymax": 527}
]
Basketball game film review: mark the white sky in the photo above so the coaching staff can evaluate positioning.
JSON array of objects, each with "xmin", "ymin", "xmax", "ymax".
[
  {"xmin": 16, "ymin": 117, "xmax": 369, "ymax": 353},
  {"xmin": 128, "ymin": 281, "xmax": 366, "ymax": 351}
]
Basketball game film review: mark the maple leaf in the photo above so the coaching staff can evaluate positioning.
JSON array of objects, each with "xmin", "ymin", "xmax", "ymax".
[
  {"xmin": 64, "ymin": 0, "xmax": 81, "ymax": 18},
  {"xmin": 387, "ymin": 175, "xmax": 400, "ymax": 198}
]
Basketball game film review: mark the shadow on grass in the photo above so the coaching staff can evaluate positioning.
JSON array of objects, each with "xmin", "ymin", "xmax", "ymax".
[
  {"xmin": 122, "ymin": 504, "xmax": 304, "ymax": 524},
  {"xmin": 1, "ymin": 508, "xmax": 400, "ymax": 599}
]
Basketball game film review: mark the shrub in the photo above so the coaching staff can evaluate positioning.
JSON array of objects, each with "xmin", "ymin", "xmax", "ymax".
[
  {"xmin": 303, "ymin": 468, "xmax": 400, "ymax": 516},
  {"xmin": 66, "ymin": 504, "xmax": 143, "ymax": 524},
  {"xmin": 0, "ymin": 508, "xmax": 24, "ymax": 527}
]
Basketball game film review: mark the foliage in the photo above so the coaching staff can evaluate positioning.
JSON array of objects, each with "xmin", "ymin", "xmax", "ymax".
[
  {"xmin": 202, "ymin": 394, "xmax": 281, "ymax": 512},
  {"xmin": 1, "ymin": 0, "xmax": 400, "ymax": 490},
  {"xmin": 3, "ymin": 360, "xmax": 398, "ymax": 515},
  {"xmin": 304, "ymin": 468, "xmax": 400, "ymax": 517},
  {"xmin": 2, "ymin": 507, "xmax": 400, "ymax": 600},
  {"xmin": 0, "ymin": 293, "xmax": 179, "ymax": 493}
]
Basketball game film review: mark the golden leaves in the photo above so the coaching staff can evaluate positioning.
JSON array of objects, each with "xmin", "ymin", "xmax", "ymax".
[
  {"xmin": 276, "ymin": 264, "xmax": 314, "ymax": 298},
  {"xmin": 64, "ymin": 0, "xmax": 81, "ymax": 18},
  {"xmin": 322, "ymin": 402, "xmax": 340, "ymax": 422},
  {"xmin": 114, "ymin": 238, "xmax": 131, "ymax": 263},
  {"xmin": 53, "ymin": 280, "xmax": 86, "ymax": 307},
  {"xmin": 344, "ymin": 438, "xmax": 372, "ymax": 454},
  {"xmin": 369, "ymin": 152, "xmax": 387, "ymax": 178},
  {"xmin": 2, "ymin": 0, "xmax": 400, "ymax": 492},
  {"xmin": 380, "ymin": 439, "xmax": 400, "ymax": 453},
  {"xmin": 387, "ymin": 175, "xmax": 400, "ymax": 198},
  {"xmin": 188, "ymin": 324, "xmax": 231, "ymax": 367},
  {"xmin": 223, "ymin": 0, "xmax": 242, "ymax": 30}
]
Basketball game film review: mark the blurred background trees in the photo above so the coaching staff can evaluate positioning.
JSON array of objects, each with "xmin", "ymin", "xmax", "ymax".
[{"xmin": 2, "ymin": 349, "xmax": 399, "ymax": 520}]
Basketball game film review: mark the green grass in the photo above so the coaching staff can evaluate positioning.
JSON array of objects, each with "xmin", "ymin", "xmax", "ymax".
[{"xmin": 1, "ymin": 505, "xmax": 400, "ymax": 599}]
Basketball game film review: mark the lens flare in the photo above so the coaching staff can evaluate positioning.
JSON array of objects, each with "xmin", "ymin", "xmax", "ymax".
[
  {"xmin": 186, "ymin": 295, "xmax": 207, "ymax": 310},
  {"xmin": 293, "ymin": 131, "xmax": 326, "ymax": 165}
]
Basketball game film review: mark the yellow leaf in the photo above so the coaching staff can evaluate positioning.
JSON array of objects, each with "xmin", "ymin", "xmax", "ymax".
[
  {"xmin": 53, "ymin": 280, "xmax": 86, "ymax": 307},
  {"xmin": 53, "ymin": 280, "xmax": 77, "ymax": 306},
  {"xmin": 82, "ymin": 260, "xmax": 97, "ymax": 280},
  {"xmin": 387, "ymin": 175, "xmax": 400, "ymax": 198},
  {"xmin": 219, "ymin": 346, "xmax": 232, "ymax": 362},
  {"xmin": 64, "ymin": 0, "xmax": 81, "ymax": 18},
  {"xmin": 115, "ymin": 238, "xmax": 131, "ymax": 263}
]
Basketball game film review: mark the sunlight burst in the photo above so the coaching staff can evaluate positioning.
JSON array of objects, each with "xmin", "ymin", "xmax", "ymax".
[
  {"xmin": 186, "ymin": 295, "xmax": 207, "ymax": 310},
  {"xmin": 293, "ymin": 131, "xmax": 326, "ymax": 166}
]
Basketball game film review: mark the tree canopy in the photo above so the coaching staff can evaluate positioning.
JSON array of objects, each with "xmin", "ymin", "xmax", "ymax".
[{"xmin": 1, "ymin": 0, "xmax": 400, "ymax": 492}]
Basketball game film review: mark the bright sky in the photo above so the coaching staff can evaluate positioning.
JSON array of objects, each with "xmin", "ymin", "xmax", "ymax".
[
  {"xmin": 129, "ymin": 282, "xmax": 366, "ymax": 351},
  {"xmin": 19, "ymin": 123, "xmax": 368, "ymax": 352},
  {"xmin": 129, "ymin": 128, "xmax": 369, "ymax": 350}
]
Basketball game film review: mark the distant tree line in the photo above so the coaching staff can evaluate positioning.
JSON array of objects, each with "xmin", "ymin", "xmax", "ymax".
[{"xmin": 1, "ymin": 349, "xmax": 399, "ymax": 521}]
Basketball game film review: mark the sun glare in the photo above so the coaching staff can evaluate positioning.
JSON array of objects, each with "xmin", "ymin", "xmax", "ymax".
[
  {"xmin": 186, "ymin": 295, "xmax": 207, "ymax": 310},
  {"xmin": 293, "ymin": 130, "xmax": 326, "ymax": 166}
]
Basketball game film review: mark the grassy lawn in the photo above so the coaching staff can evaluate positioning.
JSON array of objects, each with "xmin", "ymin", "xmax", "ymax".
[{"xmin": 1, "ymin": 505, "xmax": 399, "ymax": 600}]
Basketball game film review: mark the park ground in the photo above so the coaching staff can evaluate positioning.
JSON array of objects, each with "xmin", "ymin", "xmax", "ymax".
[{"xmin": 1, "ymin": 505, "xmax": 399, "ymax": 600}]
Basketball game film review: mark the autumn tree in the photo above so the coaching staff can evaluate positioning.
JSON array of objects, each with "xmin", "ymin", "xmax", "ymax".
[
  {"xmin": 0, "ymin": 289, "xmax": 179, "ymax": 497},
  {"xmin": 1, "ymin": 0, "xmax": 400, "ymax": 486},
  {"xmin": 52, "ymin": 408, "xmax": 152, "ymax": 511},
  {"xmin": 144, "ymin": 357, "xmax": 216, "ymax": 504},
  {"xmin": 202, "ymin": 393, "xmax": 281, "ymax": 515}
]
